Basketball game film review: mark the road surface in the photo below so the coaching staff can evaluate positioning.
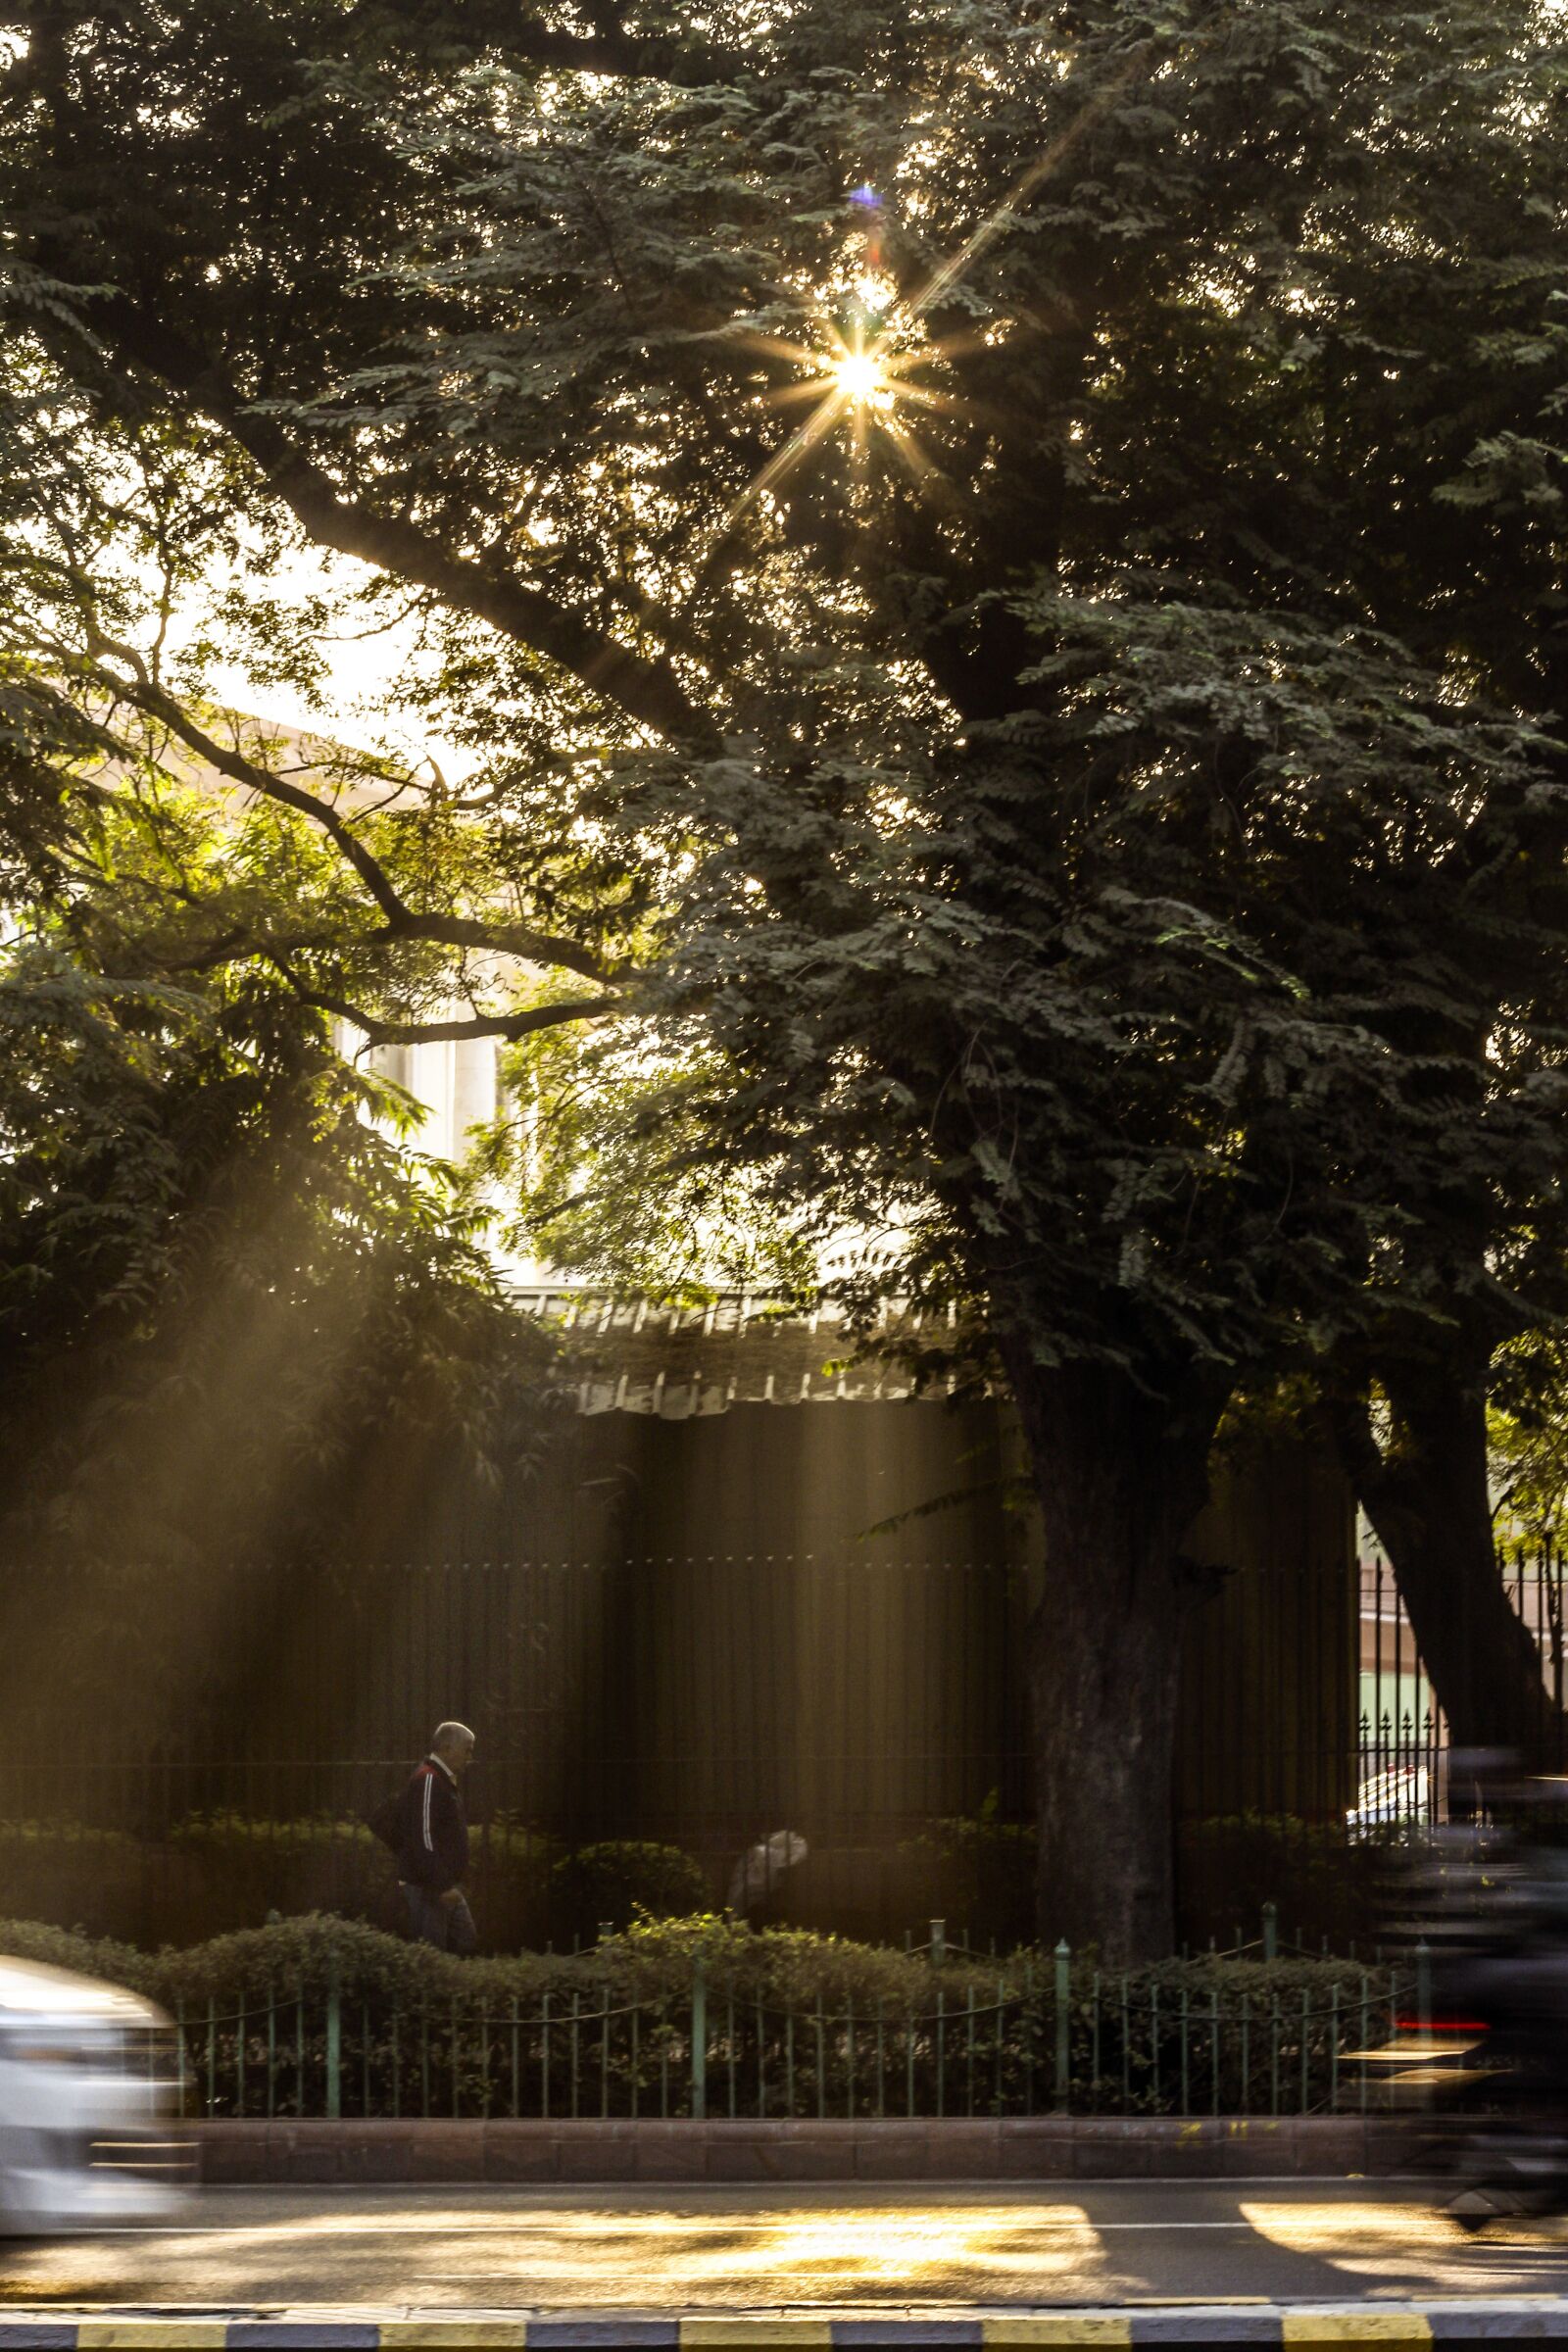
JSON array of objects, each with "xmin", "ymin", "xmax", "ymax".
[{"xmin": 2, "ymin": 2180, "xmax": 1568, "ymax": 2312}]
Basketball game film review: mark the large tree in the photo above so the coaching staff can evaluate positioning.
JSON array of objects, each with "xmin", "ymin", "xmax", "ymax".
[{"xmin": 2, "ymin": 0, "xmax": 1565, "ymax": 1955}]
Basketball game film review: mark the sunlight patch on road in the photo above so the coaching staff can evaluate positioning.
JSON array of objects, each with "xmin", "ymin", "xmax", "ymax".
[
  {"xmin": 646, "ymin": 2205, "xmax": 1102, "ymax": 2291},
  {"xmin": 1239, "ymin": 2199, "xmax": 1564, "ymax": 2292},
  {"xmin": 18, "ymin": 2201, "xmax": 1106, "ymax": 2301},
  {"xmin": 1241, "ymin": 2203, "xmax": 1451, "ymax": 2243}
]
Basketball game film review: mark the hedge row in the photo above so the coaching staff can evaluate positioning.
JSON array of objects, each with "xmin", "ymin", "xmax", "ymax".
[
  {"xmin": 0, "ymin": 1809, "xmax": 1395, "ymax": 1954},
  {"xmin": 0, "ymin": 1912, "xmax": 1406, "ymax": 2119},
  {"xmin": 0, "ymin": 1817, "xmax": 710, "ymax": 1949},
  {"xmin": 0, "ymin": 1905, "xmax": 1397, "ymax": 2013},
  {"xmin": 0, "ymin": 1812, "xmax": 1046, "ymax": 1950}
]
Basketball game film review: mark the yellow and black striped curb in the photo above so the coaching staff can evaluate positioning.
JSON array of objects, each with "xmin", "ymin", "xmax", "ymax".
[{"xmin": 1, "ymin": 2309, "xmax": 1566, "ymax": 2346}]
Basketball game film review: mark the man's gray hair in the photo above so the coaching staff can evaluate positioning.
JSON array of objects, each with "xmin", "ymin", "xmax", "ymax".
[{"xmin": 432, "ymin": 1720, "xmax": 475, "ymax": 1752}]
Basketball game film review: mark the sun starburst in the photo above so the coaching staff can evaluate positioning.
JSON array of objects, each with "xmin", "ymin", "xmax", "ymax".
[
  {"xmin": 705, "ymin": 312, "xmax": 957, "ymax": 554},
  {"xmin": 832, "ymin": 346, "xmax": 895, "ymax": 411}
]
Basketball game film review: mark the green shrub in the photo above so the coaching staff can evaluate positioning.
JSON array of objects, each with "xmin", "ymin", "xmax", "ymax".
[
  {"xmin": 0, "ymin": 1821, "xmax": 152, "ymax": 1942},
  {"xmin": 549, "ymin": 1841, "xmax": 711, "ymax": 1942},
  {"xmin": 0, "ymin": 1815, "xmax": 698, "ymax": 1950},
  {"xmin": 1178, "ymin": 1812, "xmax": 1399, "ymax": 1952},
  {"xmin": 0, "ymin": 1807, "xmax": 1396, "ymax": 1962},
  {"xmin": 898, "ymin": 1794, "xmax": 1035, "ymax": 1948}
]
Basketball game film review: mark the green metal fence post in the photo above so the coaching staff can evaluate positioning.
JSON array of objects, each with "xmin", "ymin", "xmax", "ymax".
[
  {"xmin": 1262, "ymin": 1902, "xmax": 1278, "ymax": 1962},
  {"xmin": 1090, "ymin": 1969, "xmax": 1101, "ymax": 2113},
  {"xmin": 1054, "ymin": 1938, "xmax": 1070, "ymax": 2115},
  {"xmin": 847, "ymin": 1992, "xmax": 857, "ymax": 2121},
  {"xmin": 1151, "ymin": 1980, "xmax": 1160, "ymax": 2106},
  {"xmin": 1299, "ymin": 1984, "xmax": 1309, "ymax": 2114},
  {"xmin": 691, "ymin": 1958, "xmax": 708, "ymax": 2121},
  {"xmin": 1179, "ymin": 1985, "xmax": 1190, "ymax": 2116},
  {"xmin": 757, "ymin": 1996, "xmax": 766, "ymax": 2120},
  {"xmin": 325, "ymin": 1963, "xmax": 342, "ymax": 2121},
  {"xmin": 1416, "ymin": 1940, "xmax": 1432, "ymax": 2040}
]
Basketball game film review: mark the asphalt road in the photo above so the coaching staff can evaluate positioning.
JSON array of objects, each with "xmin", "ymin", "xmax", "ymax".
[{"xmin": 4, "ymin": 2180, "xmax": 1568, "ymax": 2313}]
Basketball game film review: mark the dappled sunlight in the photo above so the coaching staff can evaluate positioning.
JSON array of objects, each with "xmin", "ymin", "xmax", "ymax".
[
  {"xmin": 1238, "ymin": 2200, "xmax": 1568, "ymax": 2293},
  {"xmin": 7, "ymin": 2191, "xmax": 1568, "ymax": 2308},
  {"xmin": 0, "ymin": 2198, "xmax": 1110, "ymax": 2307},
  {"xmin": 0, "ymin": 2191, "xmax": 1114, "ymax": 2305},
  {"xmin": 655, "ymin": 2203, "xmax": 1100, "ymax": 2290},
  {"xmin": 1241, "ymin": 2201, "xmax": 1456, "ymax": 2244}
]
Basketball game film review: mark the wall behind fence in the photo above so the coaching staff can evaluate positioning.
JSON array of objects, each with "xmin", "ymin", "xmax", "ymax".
[{"xmin": 0, "ymin": 1414, "xmax": 1355, "ymax": 1870}]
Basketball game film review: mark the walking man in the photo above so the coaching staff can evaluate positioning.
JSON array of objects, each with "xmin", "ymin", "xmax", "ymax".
[{"xmin": 396, "ymin": 1721, "xmax": 477, "ymax": 1952}]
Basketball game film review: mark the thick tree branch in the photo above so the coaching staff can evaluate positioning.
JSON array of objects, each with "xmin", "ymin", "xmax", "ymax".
[
  {"xmin": 78, "ymin": 292, "xmax": 716, "ymax": 747},
  {"xmin": 345, "ymin": 0, "xmax": 741, "ymax": 87},
  {"xmin": 1321, "ymin": 1387, "xmax": 1414, "ymax": 1544}
]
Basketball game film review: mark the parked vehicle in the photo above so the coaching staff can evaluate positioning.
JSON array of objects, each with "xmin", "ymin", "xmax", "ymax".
[
  {"xmin": 1347, "ymin": 1763, "xmax": 1429, "ymax": 1836},
  {"xmin": 0, "ymin": 1955, "xmax": 189, "ymax": 2231}
]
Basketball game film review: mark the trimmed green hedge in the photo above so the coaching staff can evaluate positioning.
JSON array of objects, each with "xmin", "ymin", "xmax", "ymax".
[
  {"xmin": 0, "ymin": 1905, "xmax": 1395, "ymax": 2013},
  {"xmin": 0, "ymin": 1911, "xmax": 1405, "ymax": 2120}
]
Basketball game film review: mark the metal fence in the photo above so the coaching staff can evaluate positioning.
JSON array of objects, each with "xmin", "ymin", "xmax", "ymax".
[
  {"xmin": 171, "ymin": 1947, "xmax": 1416, "ymax": 2126},
  {"xmin": 1352, "ymin": 1545, "xmax": 1568, "ymax": 1830}
]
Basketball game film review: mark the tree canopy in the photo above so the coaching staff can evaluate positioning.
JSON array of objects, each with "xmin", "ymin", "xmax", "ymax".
[
  {"xmin": 2, "ymin": 0, "xmax": 1566, "ymax": 1952},
  {"xmin": 0, "ymin": 929, "xmax": 555, "ymax": 1563}
]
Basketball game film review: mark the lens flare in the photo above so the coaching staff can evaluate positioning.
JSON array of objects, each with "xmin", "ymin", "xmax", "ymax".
[{"xmin": 833, "ymin": 348, "xmax": 893, "ymax": 409}]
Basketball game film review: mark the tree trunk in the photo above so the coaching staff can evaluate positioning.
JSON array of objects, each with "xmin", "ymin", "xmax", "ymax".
[
  {"xmin": 1335, "ymin": 1370, "xmax": 1561, "ymax": 1770},
  {"xmin": 1002, "ymin": 1344, "xmax": 1224, "ymax": 1964}
]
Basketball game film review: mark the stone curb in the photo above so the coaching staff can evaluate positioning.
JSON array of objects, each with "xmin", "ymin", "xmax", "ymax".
[
  {"xmin": 0, "ymin": 2306, "xmax": 1562, "ymax": 2346},
  {"xmin": 193, "ymin": 2118, "xmax": 1396, "ymax": 2184}
]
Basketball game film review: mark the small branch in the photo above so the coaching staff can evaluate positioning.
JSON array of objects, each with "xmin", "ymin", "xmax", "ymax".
[{"xmin": 90, "ymin": 655, "xmax": 619, "ymax": 985}]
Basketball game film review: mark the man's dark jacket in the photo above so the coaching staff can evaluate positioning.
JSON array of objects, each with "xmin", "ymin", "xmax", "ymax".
[{"xmin": 393, "ymin": 1757, "xmax": 468, "ymax": 1895}]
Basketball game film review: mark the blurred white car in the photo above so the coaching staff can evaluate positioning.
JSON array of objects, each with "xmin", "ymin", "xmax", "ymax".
[
  {"xmin": 0, "ymin": 1955, "xmax": 190, "ymax": 2231},
  {"xmin": 1348, "ymin": 1763, "xmax": 1430, "ymax": 1838}
]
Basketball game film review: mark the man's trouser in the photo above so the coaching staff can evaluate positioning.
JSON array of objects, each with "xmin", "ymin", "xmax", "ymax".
[{"xmin": 402, "ymin": 1882, "xmax": 477, "ymax": 1952}]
